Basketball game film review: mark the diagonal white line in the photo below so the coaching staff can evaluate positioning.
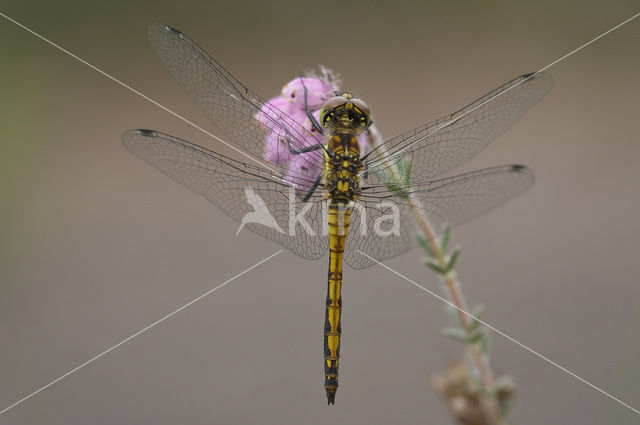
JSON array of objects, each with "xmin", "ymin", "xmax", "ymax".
[
  {"xmin": 0, "ymin": 11, "xmax": 279, "ymax": 175},
  {"xmin": 367, "ymin": 10, "xmax": 640, "ymax": 166},
  {"xmin": 0, "ymin": 250, "xmax": 282, "ymax": 416},
  {"xmin": 357, "ymin": 250, "xmax": 640, "ymax": 415}
]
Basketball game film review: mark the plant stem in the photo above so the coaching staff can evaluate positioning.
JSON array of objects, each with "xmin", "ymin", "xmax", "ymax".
[
  {"xmin": 409, "ymin": 197, "xmax": 504, "ymax": 425},
  {"xmin": 365, "ymin": 125, "xmax": 505, "ymax": 424}
]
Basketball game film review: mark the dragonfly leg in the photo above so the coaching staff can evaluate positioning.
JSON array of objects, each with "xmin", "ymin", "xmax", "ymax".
[
  {"xmin": 362, "ymin": 157, "xmax": 369, "ymax": 180},
  {"xmin": 301, "ymin": 174, "xmax": 322, "ymax": 202},
  {"xmin": 287, "ymin": 142, "xmax": 324, "ymax": 155},
  {"xmin": 278, "ymin": 118, "xmax": 324, "ymax": 155},
  {"xmin": 300, "ymin": 77, "xmax": 324, "ymax": 134}
]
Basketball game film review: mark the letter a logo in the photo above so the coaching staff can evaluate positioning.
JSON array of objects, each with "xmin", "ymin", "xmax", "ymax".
[{"xmin": 236, "ymin": 187, "xmax": 284, "ymax": 235}]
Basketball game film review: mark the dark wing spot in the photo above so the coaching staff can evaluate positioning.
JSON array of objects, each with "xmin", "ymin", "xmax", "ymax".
[
  {"xmin": 165, "ymin": 25, "xmax": 184, "ymax": 40},
  {"xmin": 136, "ymin": 129, "xmax": 158, "ymax": 137}
]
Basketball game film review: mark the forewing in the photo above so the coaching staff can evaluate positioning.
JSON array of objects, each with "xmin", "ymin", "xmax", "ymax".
[
  {"xmin": 146, "ymin": 23, "xmax": 326, "ymax": 174},
  {"xmin": 364, "ymin": 73, "xmax": 552, "ymax": 183},
  {"xmin": 122, "ymin": 129, "xmax": 328, "ymax": 260},
  {"xmin": 345, "ymin": 165, "xmax": 534, "ymax": 269}
]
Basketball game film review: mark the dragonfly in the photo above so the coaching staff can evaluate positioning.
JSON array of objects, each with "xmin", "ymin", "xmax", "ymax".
[{"xmin": 122, "ymin": 23, "xmax": 552, "ymax": 405}]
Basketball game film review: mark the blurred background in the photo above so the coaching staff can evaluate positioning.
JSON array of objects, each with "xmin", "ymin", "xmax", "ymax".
[{"xmin": 1, "ymin": 1, "xmax": 639, "ymax": 424}]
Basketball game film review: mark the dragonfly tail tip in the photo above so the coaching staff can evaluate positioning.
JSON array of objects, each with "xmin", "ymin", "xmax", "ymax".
[{"xmin": 326, "ymin": 389, "xmax": 337, "ymax": 405}]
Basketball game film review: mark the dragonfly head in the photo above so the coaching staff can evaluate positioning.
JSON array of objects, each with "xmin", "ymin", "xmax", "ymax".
[{"xmin": 319, "ymin": 93, "xmax": 371, "ymax": 134}]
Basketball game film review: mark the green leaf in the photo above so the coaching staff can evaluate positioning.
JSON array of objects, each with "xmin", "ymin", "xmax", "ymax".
[
  {"xmin": 382, "ymin": 157, "xmax": 413, "ymax": 197},
  {"xmin": 469, "ymin": 329, "xmax": 485, "ymax": 344},
  {"xmin": 416, "ymin": 234, "xmax": 435, "ymax": 257},
  {"xmin": 466, "ymin": 359, "xmax": 483, "ymax": 391},
  {"xmin": 442, "ymin": 326, "xmax": 469, "ymax": 343},
  {"xmin": 425, "ymin": 260, "xmax": 447, "ymax": 275},
  {"xmin": 469, "ymin": 304, "xmax": 485, "ymax": 331},
  {"xmin": 440, "ymin": 225, "xmax": 452, "ymax": 252},
  {"xmin": 445, "ymin": 305, "xmax": 462, "ymax": 327},
  {"xmin": 478, "ymin": 331, "xmax": 490, "ymax": 355},
  {"xmin": 375, "ymin": 160, "xmax": 410, "ymax": 198},
  {"xmin": 467, "ymin": 328, "xmax": 490, "ymax": 355},
  {"xmin": 403, "ymin": 160, "xmax": 413, "ymax": 184},
  {"xmin": 444, "ymin": 248, "xmax": 461, "ymax": 273},
  {"xmin": 471, "ymin": 304, "xmax": 485, "ymax": 318},
  {"xmin": 469, "ymin": 317, "xmax": 482, "ymax": 332}
]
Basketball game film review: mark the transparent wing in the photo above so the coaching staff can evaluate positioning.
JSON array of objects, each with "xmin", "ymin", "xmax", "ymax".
[
  {"xmin": 122, "ymin": 129, "xmax": 328, "ymax": 259},
  {"xmin": 146, "ymin": 23, "xmax": 327, "ymax": 179},
  {"xmin": 344, "ymin": 165, "xmax": 534, "ymax": 269},
  {"xmin": 363, "ymin": 73, "xmax": 552, "ymax": 183}
]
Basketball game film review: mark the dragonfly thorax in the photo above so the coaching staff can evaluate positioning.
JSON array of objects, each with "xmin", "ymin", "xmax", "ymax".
[
  {"xmin": 320, "ymin": 93, "xmax": 371, "ymax": 135},
  {"xmin": 324, "ymin": 134, "xmax": 363, "ymax": 203}
]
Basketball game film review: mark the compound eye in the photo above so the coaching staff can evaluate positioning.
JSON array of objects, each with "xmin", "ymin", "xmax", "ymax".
[
  {"xmin": 320, "ymin": 96, "xmax": 349, "ymax": 126},
  {"xmin": 351, "ymin": 98, "xmax": 370, "ymax": 116},
  {"xmin": 322, "ymin": 96, "xmax": 348, "ymax": 111}
]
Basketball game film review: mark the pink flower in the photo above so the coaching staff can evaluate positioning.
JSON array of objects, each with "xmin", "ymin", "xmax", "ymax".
[
  {"xmin": 356, "ymin": 133, "xmax": 368, "ymax": 157},
  {"xmin": 281, "ymin": 77, "xmax": 334, "ymax": 111},
  {"xmin": 300, "ymin": 108, "xmax": 322, "ymax": 136},
  {"xmin": 255, "ymin": 96, "xmax": 291, "ymax": 128},
  {"xmin": 285, "ymin": 154, "xmax": 322, "ymax": 194},
  {"xmin": 260, "ymin": 73, "xmax": 351, "ymax": 196},
  {"xmin": 262, "ymin": 106, "xmax": 324, "ymax": 169},
  {"xmin": 264, "ymin": 131, "xmax": 293, "ymax": 166}
]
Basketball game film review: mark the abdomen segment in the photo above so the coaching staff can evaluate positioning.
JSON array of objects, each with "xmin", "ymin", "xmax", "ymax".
[{"xmin": 324, "ymin": 201, "xmax": 351, "ymax": 404}]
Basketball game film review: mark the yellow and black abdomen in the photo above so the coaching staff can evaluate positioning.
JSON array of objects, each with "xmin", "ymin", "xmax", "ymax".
[
  {"xmin": 324, "ymin": 201, "xmax": 350, "ymax": 404},
  {"xmin": 322, "ymin": 133, "xmax": 362, "ymax": 404}
]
